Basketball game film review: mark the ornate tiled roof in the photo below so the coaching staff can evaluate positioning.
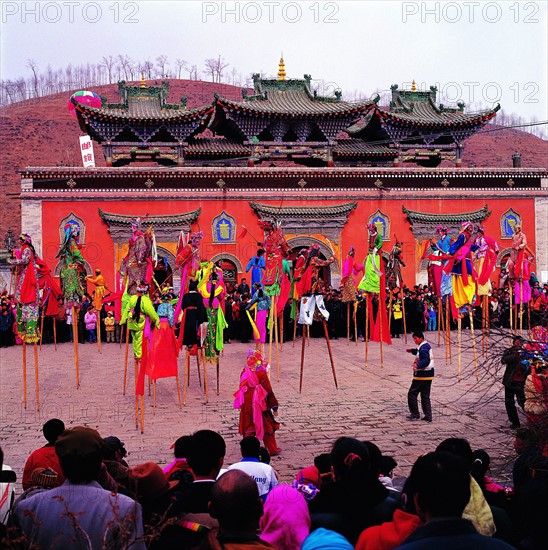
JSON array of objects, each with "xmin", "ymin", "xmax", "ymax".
[
  {"xmin": 186, "ymin": 138, "xmax": 249, "ymax": 156},
  {"xmin": 250, "ymin": 201, "xmax": 357, "ymax": 218},
  {"xmin": 333, "ymin": 140, "xmax": 397, "ymax": 157},
  {"xmin": 98, "ymin": 207, "xmax": 201, "ymax": 243}
]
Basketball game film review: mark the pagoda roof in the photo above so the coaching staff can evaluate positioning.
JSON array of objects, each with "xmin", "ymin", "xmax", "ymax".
[
  {"xmin": 72, "ymin": 80, "xmax": 213, "ymax": 122},
  {"xmin": 186, "ymin": 137, "xmax": 249, "ymax": 157},
  {"xmin": 402, "ymin": 204, "xmax": 490, "ymax": 224},
  {"xmin": 214, "ymin": 74, "xmax": 378, "ymax": 117},
  {"xmin": 333, "ymin": 140, "xmax": 397, "ymax": 157},
  {"xmin": 98, "ymin": 208, "xmax": 201, "ymax": 227}
]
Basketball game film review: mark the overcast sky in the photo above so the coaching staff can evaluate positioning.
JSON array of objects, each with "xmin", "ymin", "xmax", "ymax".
[{"xmin": 1, "ymin": 1, "xmax": 547, "ymax": 121}]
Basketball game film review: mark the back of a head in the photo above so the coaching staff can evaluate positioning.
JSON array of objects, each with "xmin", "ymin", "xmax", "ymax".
[
  {"xmin": 55, "ymin": 427, "xmax": 104, "ymax": 483},
  {"xmin": 471, "ymin": 449, "xmax": 490, "ymax": 487},
  {"xmin": 330, "ymin": 437, "xmax": 370, "ymax": 484},
  {"xmin": 43, "ymin": 418, "xmax": 65, "ymax": 445},
  {"xmin": 516, "ymin": 427, "xmax": 539, "ymax": 449},
  {"xmin": 187, "ymin": 430, "xmax": 226, "ymax": 476},
  {"xmin": 380, "ymin": 455, "xmax": 398, "ymax": 478},
  {"xmin": 410, "ymin": 451, "xmax": 471, "ymax": 520},
  {"xmin": 436, "ymin": 438, "xmax": 473, "ymax": 470},
  {"xmin": 210, "ymin": 470, "xmax": 262, "ymax": 530},
  {"xmin": 362, "ymin": 441, "xmax": 382, "ymax": 478},
  {"xmin": 174, "ymin": 435, "xmax": 193, "ymax": 459},
  {"xmin": 240, "ymin": 436, "xmax": 260, "ymax": 458}
]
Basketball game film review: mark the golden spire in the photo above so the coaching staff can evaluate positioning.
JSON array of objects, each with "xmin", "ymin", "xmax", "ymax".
[
  {"xmin": 277, "ymin": 54, "xmax": 286, "ymax": 81},
  {"xmin": 411, "ymin": 79, "xmax": 417, "ymax": 92},
  {"xmin": 140, "ymin": 73, "xmax": 146, "ymax": 88}
]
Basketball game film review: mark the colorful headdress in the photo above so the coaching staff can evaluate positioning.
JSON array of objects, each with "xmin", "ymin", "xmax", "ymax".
[
  {"xmin": 435, "ymin": 225, "xmax": 448, "ymax": 235},
  {"xmin": 190, "ymin": 231, "xmax": 203, "ymax": 243},
  {"xmin": 246, "ymin": 348, "xmax": 268, "ymax": 371},
  {"xmin": 460, "ymin": 221, "xmax": 474, "ymax": 233},
  {"xmin": 477, "ymin": 225, "xmax": 485, "ymax": 234},
  {"xmin": 367, "ymin": 223, "xmax": 377, "ymax": 233},
  {"xmin": 136, "ymin": 283, "xmax": 149, "ymax": 293},
  {"xmin": 19, "ymin": 233, "xmax": 32, "ymax": 244}
]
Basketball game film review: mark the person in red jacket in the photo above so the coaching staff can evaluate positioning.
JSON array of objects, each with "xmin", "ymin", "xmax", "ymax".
[{"xmin": 22, "ymin": 418, "xmax": 65, "ymax": 490}]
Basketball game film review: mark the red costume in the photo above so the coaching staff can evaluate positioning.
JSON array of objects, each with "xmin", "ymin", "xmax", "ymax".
[{"xmin": 234, "ymin": 350, "xmax": 280, "ymax": 455}]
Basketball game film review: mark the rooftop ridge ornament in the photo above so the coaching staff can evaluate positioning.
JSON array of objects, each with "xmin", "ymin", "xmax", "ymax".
[
  {"xmin": 140, "ymin": 74, "xmax": 146, "ymax": 88},
  {"xmin": 278, "ymin": 54, "xmax": 286, "ymax": 81},
  {"xmin": 411, "ymin": 80, "xmax": 417, "ymax": 92}
]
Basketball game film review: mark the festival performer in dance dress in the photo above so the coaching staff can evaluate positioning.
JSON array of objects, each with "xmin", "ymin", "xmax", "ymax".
[
  {"xmin": 246, "ymin": 283, "xmax": 272, "ymax": 347},
  {"xmin": 507, "ymin": 225, "xmax": 533, "ymax": 306},
  {"xmin": 429, "ymin": 226, "xmax": 453, "ymax": 300},
  {"xmin": 446, "ymin": 222, "xmax": 478, "ymax": 310},
  {"xmin": 85, "ymin": 269, "xmax": 109, "ymax": 311},
  {"xmin": 174, "ymin": 231, "xmax": 203, "ymax": 321},
  {"xmin": 178, "ymin": 280, "xmax": 208, "ymax": 351},
  {"xmin": 386, "ymin": 241, "xmax": 406, "ymax": 292},
  {"xmin": 8, "ymin": 234, "xmax": 40, "ymax": 343},
  {"xmin": 234, "ymin": 349, "xmax": 281, "ymax": 456},
  {"xmin": 246, "ymin": 248, "xmax": 266, "ymax": 287},
  {"xmin": 341, "ymin": 246, "xmax": 358, "ymax": 302},
  {"xmin": 473, "ymin": 226, "xmax": 499, "ymax": 296},
  {"xmin": 120, "ymin": 218, "xmax": 154, "ymax": 296},
  {"xmin": 198, "ymin": 264, "xmax": 228, "ymax": 364},
  {"xmin": 56, "ymin": 220, "xmax": 86, "ymax": 303},
  {"xmin": 147, "ymin": 289, "xmax": 179, "ymax": 382}
]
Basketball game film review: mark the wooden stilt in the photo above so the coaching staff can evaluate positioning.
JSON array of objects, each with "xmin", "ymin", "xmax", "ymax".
[
  {"xmin": 402, "ymin": 293, "xmax": 408, "ymax": 344},
  {"xmin": 353, "ymin": 301, "xmax": 358, "ymax": 346},
  {"xmin": 148, "ymin": 377, "xmax": 151, "ymax": 397},
  {"xmin": 509, "ymin": 283, "xmax": 514, "ymax": 334},
  {"xmin": 39, "ymin": 310, "xmax": 45, "ymax": 350},
  {"xmin": 96, "ymin": 314, "xmax": 102, "ymax": 354},
  {"xmin": 469, "ymin": 307, "xmax": 478, "ymax": 381},
  {"xmin": 134, "ymin": 358, "xmax": 139, "ymax": 429},
  {"xmin": 72, "ymin": 307, "xmax": 80, "ymax": 389},
  {"xmin": 379, "ymin": 296, "xmax": 384, "ymax": 368},
  {"xmin": 446, "ymin": 301, "xmax": 452, "ymax": 365},
  {"xmin": 274, "ymin": 297, "xmax": 280, "ymax": 382},
  {"xmin": 196, "ymin": 353, "xmax": 202, "ymax": 387},
  {"xmin": 34, "ymin": 342, "xmax": 40, "ymax": 411},
  {"xmin": 183, "ymin": 351, "xmax": 189, "ymax": 406},
  {"xmin": 175, "ymin": 372, "xmax": 182, "ymax": 409},
  {"xmin": 347, "ymin": 302, "xmax": 351, "ymax": 344},
  {"xmin": 293, "ymin": 302, "xmax": 299, "ymax": 346},
  {"xmin": 140, "ymin": 395, "xmax": 145, "ymax": 434},
  {"xmin": 22, "ymin": 340, "xmax": 27, "ymax": 409},
  {"xmin": 202, "ymin": 348, "xmax": 208, "ymax": 403},
  {"xmin": 365, "ymin": 294, "xmax": 369, "ymax": 368},
  {"xmin": 387, "ymin": 296, "xmax": 393, "ymax": 337},
  {"xmin": 153, "ymin": 380, "xmax": 157, "ymax": 414},
  {"xmin": 280, "ymin": 312, "xmax": 284, "ymax": 351},
  {"xmin": 53, "ymin": 316, "xmax": 57, "ymax": 351},
  {"xmin": 216, "ymin": 356, "xmax": 220, "ymax": 396},
  {"xmin": 268, "ymin": 301, "xmax": 274, "ymax": 366},
  {"xmin": 123, "ymin": 326, "xmax": 130, "ymax": 395},
  {"xmin": 457, "ymin": 316, "xmax": 462, "ymax": 382},
  {"xmin": 322, "ymin": 319, "xmax": 338, "ymax": 389},
  {"xmin": 306, "ymin": 325, "xmax": 310, "ymax": 346},
  {"xmin": 299, "ymin": 325, "xmax": 306, "ymax": 393},
  {"xmin": 519, "ymin": 280, "xmax": 523, "ymax": 333},
  {"xmin": 437, "ymin": 297, "xmax": 442, "ymax": 347}
]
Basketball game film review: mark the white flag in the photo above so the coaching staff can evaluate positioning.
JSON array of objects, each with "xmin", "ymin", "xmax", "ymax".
[{"xmin": 79, "ymin": 135, "xmax": 95, "ymax": 168}]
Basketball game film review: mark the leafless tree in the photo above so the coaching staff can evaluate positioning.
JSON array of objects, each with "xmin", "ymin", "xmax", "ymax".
[
  {"xmin": 26, "ymin": 59, "xmax": 39, "ymax": 99},
  {"xmin": 156, "ymin": 55, "xmax": 169, "ymax": 78},
  {"xmin": 204, "ymin": 58, "xmax": 217, "ymax": 82},
  {"xmin": 101, "ymin": 55, "xmax": 116, "ymax": 84},
  {"xmin": 142, "ymin": 59, "xmax": 154, "ymax": 79},
  {"xmin": 118, "ymin": 55, "xmax": 133, "ymax": 81},
  {"xmin": 175, "ymin": 58, "xmax": 187, "ymax": 79}
]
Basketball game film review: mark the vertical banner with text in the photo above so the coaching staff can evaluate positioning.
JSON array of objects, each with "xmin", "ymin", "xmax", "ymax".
[{"xmin": 79, "ymin": 135, "xmax": 95, "ymax": 168}]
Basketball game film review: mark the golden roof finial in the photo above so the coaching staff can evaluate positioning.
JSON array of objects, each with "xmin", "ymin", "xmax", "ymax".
[
  {"xmin": 278, "ymin": 53, "xmax": 286, "ymax": 81},
  {"xmin": 411, "ymin": 79, "xmax": 417, "ymax": 92},
  {"xmin": 140, "ymin": 73, "xmax": 146, "ymax": 88}
]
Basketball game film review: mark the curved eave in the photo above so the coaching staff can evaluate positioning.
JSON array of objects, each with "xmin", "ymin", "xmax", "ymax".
[
  {"xmin": 402, "ymin": 204, "xmax": 491, "ymax": 223},
  {"xmin": 98, "ymin": 207, "xmax": 202, "ymax": 227},
  {"xmin": 250, "ymin": 201, "xmax": 358, "ymax": 217},
  {"xmin": 215, "ymin": 96, "xmax": 376, "ymax": 119}
]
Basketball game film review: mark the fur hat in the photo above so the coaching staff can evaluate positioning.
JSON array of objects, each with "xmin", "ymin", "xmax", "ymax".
[{"xmin": 129, "ymin": 462, "xmax": 178, "ymax": 501}]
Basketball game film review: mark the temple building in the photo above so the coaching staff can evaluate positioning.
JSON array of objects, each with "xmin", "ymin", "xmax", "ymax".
[{"xmin": 17, "ymin": 67, "xmax": 548, "ymax": 292}]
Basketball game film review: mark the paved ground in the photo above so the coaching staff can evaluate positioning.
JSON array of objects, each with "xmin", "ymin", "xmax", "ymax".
[{"xmin": 0, "ymin": 330, "xmax": 520, "ymax": 491}]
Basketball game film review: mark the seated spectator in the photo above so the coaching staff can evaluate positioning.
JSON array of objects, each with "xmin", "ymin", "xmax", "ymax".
[
  {"xmin": 175, "ymin": 430, "xmax": 226, "ymax": 513},
  {"xmin": 309, "ymin": 437, "xmax": 397, "ymax": 545},
  {"xmin": 13, "ymin": 426, "xmax": 145, "ymax": 549},
  {"xmin": 356, "ymin": 461, "xmax": 423, "ymax": 550},
  {"xmin": 200, "ymin": 469, "xmax": 275, "ymax": 548},
  {"xmin": 471, "ymin": 449, "xmax": 510, "ymax": 509},
  {"xmin": 22, "ymin": 418, "xmax": 65, "ymax": 490},
  {"xmin": 301, "ymin": 527, "xmax": 353, "ymax": 549},
  {"xmin": 513, "ymin": 427, "xmax": 542, "ymax": 489},
  {"xmin": 436, "ymin": 437, "xmax": 495, "ymax": 537},
  {"xmin": 259, "ymin": 484, "xmax": 310, "ymax": 549},
  {"xmin": 396, "ymin": 451, "xmax": 514, "ymax": 549},
  {"xmin": 12, "ymin": 467, "xmax": 59, "ymax": 508},
  {"xmin": 102, "ymin": 435, "xmax": 130, "ymax": 492},
  {"xmin": 163, "ymin": 435, "xmax": 194, "ymax": 491},
  {"xmin": 228, "ymin": 436, "xmax": 278, "ymax": 501}
]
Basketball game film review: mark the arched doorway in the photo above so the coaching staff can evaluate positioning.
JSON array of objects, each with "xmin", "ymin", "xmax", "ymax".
[
  {"xmin": 210, "ymin": 254, "xmax": 243, "ymax": 289},
  {"xmin": 155, "ymin": 247, "xmax": 177, "ymax": 291}
]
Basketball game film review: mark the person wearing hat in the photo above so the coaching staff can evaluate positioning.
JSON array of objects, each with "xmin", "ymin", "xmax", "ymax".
[
  {"xmin": 85, "ymin": 268, "xmax": 109, "ymax": 311},
  {"xmin": 13, "ymin": 426, "xmax": 146, "ymax": 549},
  {"xmin": 104, "ymin": 310, "xmax": 116, "ymax": 342}
]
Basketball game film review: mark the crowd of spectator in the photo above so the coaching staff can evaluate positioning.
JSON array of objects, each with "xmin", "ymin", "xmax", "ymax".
[{"xmin": 2, "ymin": 421, "xmax": 547, "ymax": 549}]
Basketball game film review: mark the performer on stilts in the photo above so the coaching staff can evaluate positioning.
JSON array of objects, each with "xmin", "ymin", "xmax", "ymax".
[
  {"xmin": 233, "ymin": 349, "xmax": 281, "ymax": 456},
  {"xmin": 120, "ymin": 283, "xmax": 160, "ymax": 432},
  {"xmin": 357, "ymin": 223, "xmax": 392, "ymax": 367},
  {"xmin": 507, "ymin": 224, "xmax": 533, "ymax": 332},
  {"xmin": 473, "ymin": 226, "xmax": 499, "ymax": 352},
  {"xmin": 429, "ymin": 226, "xmax": 453, "ymax": 358},
  {"xmin": 245, "ymin": 248, "xmax": 266, "ymax": 288},
  {"xmin": 258, "ymin": 220, "xmax": 290, "ymax": 379},
  {"xmin": 446, "ymin": 221, "xmax": 479, "ymax": 380},
  {"xmin": 85, "ymin": 268, "xmax": 109, "ymax": 352},
  {"xmin": 298, "ymin": 244, "xmax": 338, "ymax": 391},
  {"xmin": 8, "ymin": 233, "xmax": 41, "ymax": 409},
  {"xmin": 36, "ymin": 257, "xmax": 63, "ymax": 350},
  {"xmin": 120, "ymin": 218, "xmax": 154, "ymax": 297},
  {"xmin": 198, "ymin": 263, "xmax": 228, "ymax": 394},
  {"xmin": 246, "ymin": 283, "xmax": 271, "ymax": 354},
  {"xmin": 56, "ymin": 220, "xmax": 86, "ymax": 388},
  {"xmin": 147, "ymin": 288, "xmax": 181, "ymax": 410},
  {"xmin": 173, "ymin": 230, "xmax": 203, "ymax": 321},
  {"xmin": 341, "ymin": 246, "xmax": 358, "ymax": 344},
  {"xmin": 385, "ymin": 239, "xmax": 406, "ymax": 342}
]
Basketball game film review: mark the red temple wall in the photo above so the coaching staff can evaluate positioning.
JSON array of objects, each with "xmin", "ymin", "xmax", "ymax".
[{"xmin": 40, "ymin": 195, "xmax": 537, "ymax": 290}]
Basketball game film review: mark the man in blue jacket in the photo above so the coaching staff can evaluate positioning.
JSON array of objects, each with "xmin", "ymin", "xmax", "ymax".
[{"xmin": 406, "ymin": 330, "xmax": 434, "ymax": 422}]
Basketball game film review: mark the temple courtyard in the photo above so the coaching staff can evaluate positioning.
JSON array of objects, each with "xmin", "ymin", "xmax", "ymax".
[{"xmin": 0, "ymin": 330, "xmax": 519, "ymax": 489}]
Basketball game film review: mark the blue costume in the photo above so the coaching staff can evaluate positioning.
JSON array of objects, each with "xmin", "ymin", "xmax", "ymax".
[{"xmin": 246, "ymin": 254, "xmax": 266, "ymax": 287}]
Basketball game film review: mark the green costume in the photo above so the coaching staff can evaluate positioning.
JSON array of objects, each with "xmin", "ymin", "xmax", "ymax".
[{"xmin": 120, "ymin": 294, "xmax": 160, "ymax": 359}]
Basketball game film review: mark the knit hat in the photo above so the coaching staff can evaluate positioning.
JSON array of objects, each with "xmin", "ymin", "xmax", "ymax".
[
  {"xmin": 301, "ymin": 528, "xmax": 353, "ymax": 550},
  {"xmin": 30, "ymin": 467, "xmax": 58, "ymax": 488},
  {"xmin": 129, "ymin": 462, "xmax": 178, "ymax": 501}
]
